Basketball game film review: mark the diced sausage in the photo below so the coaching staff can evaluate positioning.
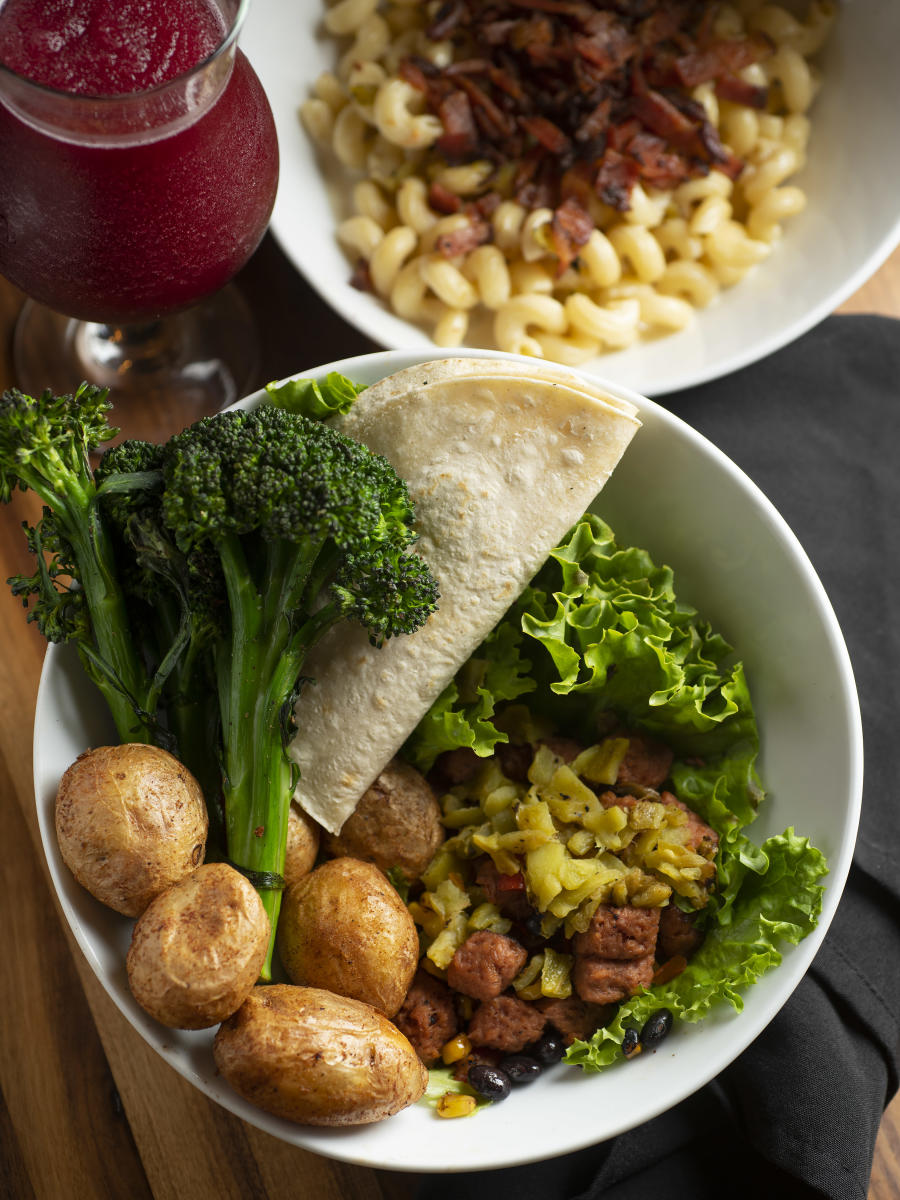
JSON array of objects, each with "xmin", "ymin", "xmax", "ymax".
[
  {"xmin": 539, "ymin": 736, "xmax": 583, "ymax": 763},
  {"xmin": 394, "ymin": 969, "xmax": 458, "ymax": 1065},
  {"xmin": 616, "ymin": 730, "xmax": 674, "ymax": 790},
  {"xmin": 657, "ymin": 904, "xmax": 705, "ymax": 961},
  {"xmin": 573, "ymin": 954, "xmax": 655, "ymax": 1005},
  {"xmin": 573, "ymin": 904, "xmax": 661, "ymax": 961},
  {"xmin": 495, "ymin": 741, "xmax": 532, "ymax": 782},
  {"xmin": 535, "ymin": 995, "xmax": 612, "ymax": 1044},
  {"xmin": 431, "ymin": 746, "xmax": 480, "ymax": 786},
  {"xmin": 474, "ymin": 856, "xmax": 533, "ymax": 921},
  {"xmin": 447, "ymin": 930, "xmax": 528, "ymax": 1001},
  {"xmin": 467, "ymin": 994, "xmax": 547, "ymax": 1053}
]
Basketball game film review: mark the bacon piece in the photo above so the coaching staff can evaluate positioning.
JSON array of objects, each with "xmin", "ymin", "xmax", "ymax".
[
  {"xmin": 348, "ymin": 257, "xmax": 373, "ymax": 293},
  {"xmin": 428, "ymin": 181, "xmax": 462, "ymax": 214},
  {"xmin": 594, "ymin": 148, "xmax": 639, "ymax": 211},
  {"xmin": 715, "ymin": 74, "xmax": 768, "ymax": 109},
  {"xmin": 626, "ymin": 131, "xmax": 693, "ymax": 191},
  {"xmin": 550, "ymin": 195, "xmax": 594, "ymax": 273},
  {"xmin": 458, "ymin": 76, "xmax": 515, "ymax": 139},
  {"xmin": 444, "ymin": 58, "xmax": 493, "ymax": 78},
  {"xmin": 427, "ymin": 0, "xmax": 466, "ymax": 41},
  {"xmin": 674, "ymin": 34, "xmax": 774, "ymax": 88},
  {"xmin": 572, "ymin": 12, "xmax": 636, "ymax": 78},
  {"xmin": 630, "ymin": 86, "xmax": 699, "ymax": 151},
  {"xmin": 435, "ymin": 215, "xmax": 491, "ymax": 259},
  {"xmin": 520, "ymin": 114, "xmax": 572, "ymax": 155},
  {"xmin": 436, "ymin": 90, "xmax": 480, "ymax": 160}
]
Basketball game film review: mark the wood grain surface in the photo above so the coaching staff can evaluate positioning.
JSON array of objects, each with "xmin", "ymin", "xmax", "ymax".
[{"xmin": 1, "ymin": 236, "xmax": 898, "ymax": 1200}]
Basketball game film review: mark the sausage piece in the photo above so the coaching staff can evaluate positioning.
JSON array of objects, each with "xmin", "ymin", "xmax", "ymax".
[
  {"xmin": 467, "ymin": 994, "xmax": 547, "ymax": 1053},
  {"xmin": 573, "ymin": 955, "xmax": 655, "ymax": 1005},
  {"xmin": 393, "ymin": 969, "xmax": 458, "ymax": 1064},
  {"xmin": 572, "ymin": 904, "xmax": 661, "ymax": 961},
  {"xmin": 536, "ymin": 995, "xmax": 612, "ymax": 1044},
  {"xmin": 616, "ymin": 730, "xmax": 674, "ymax": 790},
  {"xmin": 474, "ymin": 857, "xmax": 534, "ymax": 922},
  {"xmin": 657, "ymin": 904, "xmax": 705, "ymax": 961},
  {"xmin": 447, "ymin": 930, "xmax": 528, "ymax": 1001}
]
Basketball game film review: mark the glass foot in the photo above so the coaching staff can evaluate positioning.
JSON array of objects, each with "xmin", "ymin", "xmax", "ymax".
[{"xmin": 12, "ymin": 284, "xmax": 260, "ymax": 445}]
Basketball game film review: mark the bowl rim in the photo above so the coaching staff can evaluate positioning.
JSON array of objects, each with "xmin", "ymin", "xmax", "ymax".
[{"xmin": 33, "ymin": 347, "xmax": 864, "ymax": 1170}]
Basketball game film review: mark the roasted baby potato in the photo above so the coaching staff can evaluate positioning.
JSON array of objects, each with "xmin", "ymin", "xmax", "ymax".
[
  {"xmin": 283, "ymin": 801, "xmax": 320, "ymax": 887},
  {"xmin": 126, "ymin": 862, "xmax": 269, "ymax": 1029},
  {"xmin": 213, "ymin": 984, "xmax": 427, "ymax": 1126},
  {"xmin": 55, "ymin": 744, "xmax": 207, "ymax": 917},
  {"xmin": 277, "ymin": 857, "xmax": 418, "ymax": 1017},
  {"xmin": 324, "ymin": 757, "xmax": 443, "ymax": 881}
]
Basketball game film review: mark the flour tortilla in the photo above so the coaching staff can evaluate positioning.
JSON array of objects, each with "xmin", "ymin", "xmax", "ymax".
[{"xmin": 288, "ymin": 359, "xmax": 641, "ymax": 833}]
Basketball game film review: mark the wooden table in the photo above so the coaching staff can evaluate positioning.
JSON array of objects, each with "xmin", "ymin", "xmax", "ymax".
[{"xmin": 2, "ymin": 237, "xmax": 899, "ymax": 1200}]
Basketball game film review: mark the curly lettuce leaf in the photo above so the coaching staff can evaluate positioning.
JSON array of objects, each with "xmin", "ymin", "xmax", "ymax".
[
  {"xmin": 566, "ymin": 828, "xmax": 827, "ymax": 1070},
  {"xmin": 266, "ymin": 371, "xmax": 364, "ymax": 420},
  {"xmin": 404, "ymin": 621, "xmax": 536, "ymax": 771},
  {"xmin": 407, "ymin": 514, "xmax": 762, "ymax": 830}
]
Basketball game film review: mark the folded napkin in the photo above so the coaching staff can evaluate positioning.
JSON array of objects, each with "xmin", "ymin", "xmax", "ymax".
[{"xmin": 416, "ymin": 314, "xmax": 900, "ymax": 1200}]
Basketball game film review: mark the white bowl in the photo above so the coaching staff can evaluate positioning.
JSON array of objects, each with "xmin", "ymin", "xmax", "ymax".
[
  {"xmin": 241, "ymin": 0, "xmax": 900, "ymax": 397},
  {"xmin": 33, "ymin": 348, "xmax": 862, "ymax": 1172}
]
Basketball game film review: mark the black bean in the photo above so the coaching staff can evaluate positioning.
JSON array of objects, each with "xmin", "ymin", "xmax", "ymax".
[
  {"xmin": 622, "ymin": 1028, "xmax": 641, "ymax": 1059},
  {"xmin": 467, "ymin": 1063, "xmax": 511, "ymax": 1101},
  {"xmin": 640, "ymin": 1008, "xmax": 674, "ymax": 1049},
  {"xmin": 502, "ymin": 1054, "xmax": 542, "ymax": 1085},
  {"xmin": 530, "ymin": 1031, "xmax": 566, "ymax": 1065}
]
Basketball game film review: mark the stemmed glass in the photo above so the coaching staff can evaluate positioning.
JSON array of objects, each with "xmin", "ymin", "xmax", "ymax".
[{"xmin": 0, "ymin": 0, "xmax": 279, "ymax": 441}]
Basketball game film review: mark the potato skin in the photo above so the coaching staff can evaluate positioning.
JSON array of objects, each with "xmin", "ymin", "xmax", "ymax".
[
  {"xmin": 283, "ymin": 802, "xmax": 321, "ymax": 887},
  {"xmin": 55, "ymin": 744, "xmax": 207, "ymax": 917},
  {"xmin": 324, "ymin": 757, "xmax": 443, "ymax": 882},
  {"xmin": 277, "ymin": 857, "xmax": 418, "ymax": 1017},
  {"xmin": 213, "ymin": 984, "xmax": 427, "ymax": 1126},
  {"xmin": 126, "ymin": 863, "xmax": 269, "ymax": 1029}
]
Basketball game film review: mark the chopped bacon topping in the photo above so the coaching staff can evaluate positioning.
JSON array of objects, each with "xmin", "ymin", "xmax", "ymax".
[
  {"xmin": 435, "ymin": 214, "xmax": 492, "ymax": 258},
  {"xmin": 403, "ymin": 0, "xmax": 776, "ymax": 215},
  {"xmin": 428, "ymin": 181, "xmax": 463, "ymax": 214},
  {"xmin": 550, "ymin": 195, "xmax": 595, "ymax": 272}
]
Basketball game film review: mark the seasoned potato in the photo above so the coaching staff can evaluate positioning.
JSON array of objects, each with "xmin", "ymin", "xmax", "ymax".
[
  {"xmin": 213, "ymin": 984, "xmax": 427, "ymax": 1126},
  {"xmin": 55, "ymin": 744, "xmax": 207, "ymax": 917},
  {"xmin": 277, "ymin": 857, "xmax": 417, "ymax": 1017},
  {"xmin": 283, "ymin": 801, "xmax": 320, "ymax": 887},
  {"xmin": 324, "ymin": 757, "xmax": 443, "ymax": 881},
  {"xmin": 126, "ymin": 863, "xmax": 269, "ymax": 1029}
]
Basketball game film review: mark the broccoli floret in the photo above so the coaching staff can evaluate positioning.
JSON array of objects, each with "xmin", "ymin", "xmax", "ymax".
[
  {"xmin": 0, "ymin": 385, "xmax": 157, "ymax": 742},
  {"xmin": 95, "ymin": 440, "xmax": 225, "ymax": 830},
  {"xmin": 161, "ymin": 405, "xmax": 439, "ymax": 975}
]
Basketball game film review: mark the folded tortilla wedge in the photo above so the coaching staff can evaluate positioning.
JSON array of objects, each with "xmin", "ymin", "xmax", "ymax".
[{"xmin": 288, "ymin": 358, "xmax": 641, "ymax": 833}]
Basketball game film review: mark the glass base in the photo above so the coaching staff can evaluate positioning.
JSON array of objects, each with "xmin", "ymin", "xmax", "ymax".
[{"xmin": 12, "ymin": 284, "xmax": 260, "ymax": 445}]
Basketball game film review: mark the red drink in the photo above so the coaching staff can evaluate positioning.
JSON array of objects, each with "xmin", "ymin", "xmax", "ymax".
[{"xmin": 0, "ymin": 0, "xmax": 278, "ymax": 322}]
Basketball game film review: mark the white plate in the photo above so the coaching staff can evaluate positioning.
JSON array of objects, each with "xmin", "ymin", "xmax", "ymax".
[
  {"xmin": 33, "ymin": 348, "xmax": 862, "ymax": 1171},
  {"xmin": 242, "ymin": 1, "xmax": 900, "ymax": 397}
]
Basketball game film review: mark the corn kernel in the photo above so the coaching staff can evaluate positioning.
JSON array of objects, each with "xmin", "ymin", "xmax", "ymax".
[
  {"xmin": 436, "ymin": 1092, "xmax": 477, "ymax": 1119},
  {"xmin": 441, "ymin": 1033, "xmax": 472, "ymax": 1065}
]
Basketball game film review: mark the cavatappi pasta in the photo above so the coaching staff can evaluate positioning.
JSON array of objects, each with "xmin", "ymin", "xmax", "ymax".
[{"xmin": 302, "ymin": 0, "xmax": 836, "ymax": 361}]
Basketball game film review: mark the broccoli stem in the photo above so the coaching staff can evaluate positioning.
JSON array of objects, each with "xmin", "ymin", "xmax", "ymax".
[
  {"xmin": 61, "ymin": 495, "xmax": 155, "ymax": 743},
  {"xmin": 218, "ymin": 533, "xmax": 326, "ymax": 979}
]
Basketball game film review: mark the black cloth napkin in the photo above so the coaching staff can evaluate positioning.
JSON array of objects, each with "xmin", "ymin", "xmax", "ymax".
[{"xmin": 415, "ymin": 314, "xmax": 900, "ymax": 1200}]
